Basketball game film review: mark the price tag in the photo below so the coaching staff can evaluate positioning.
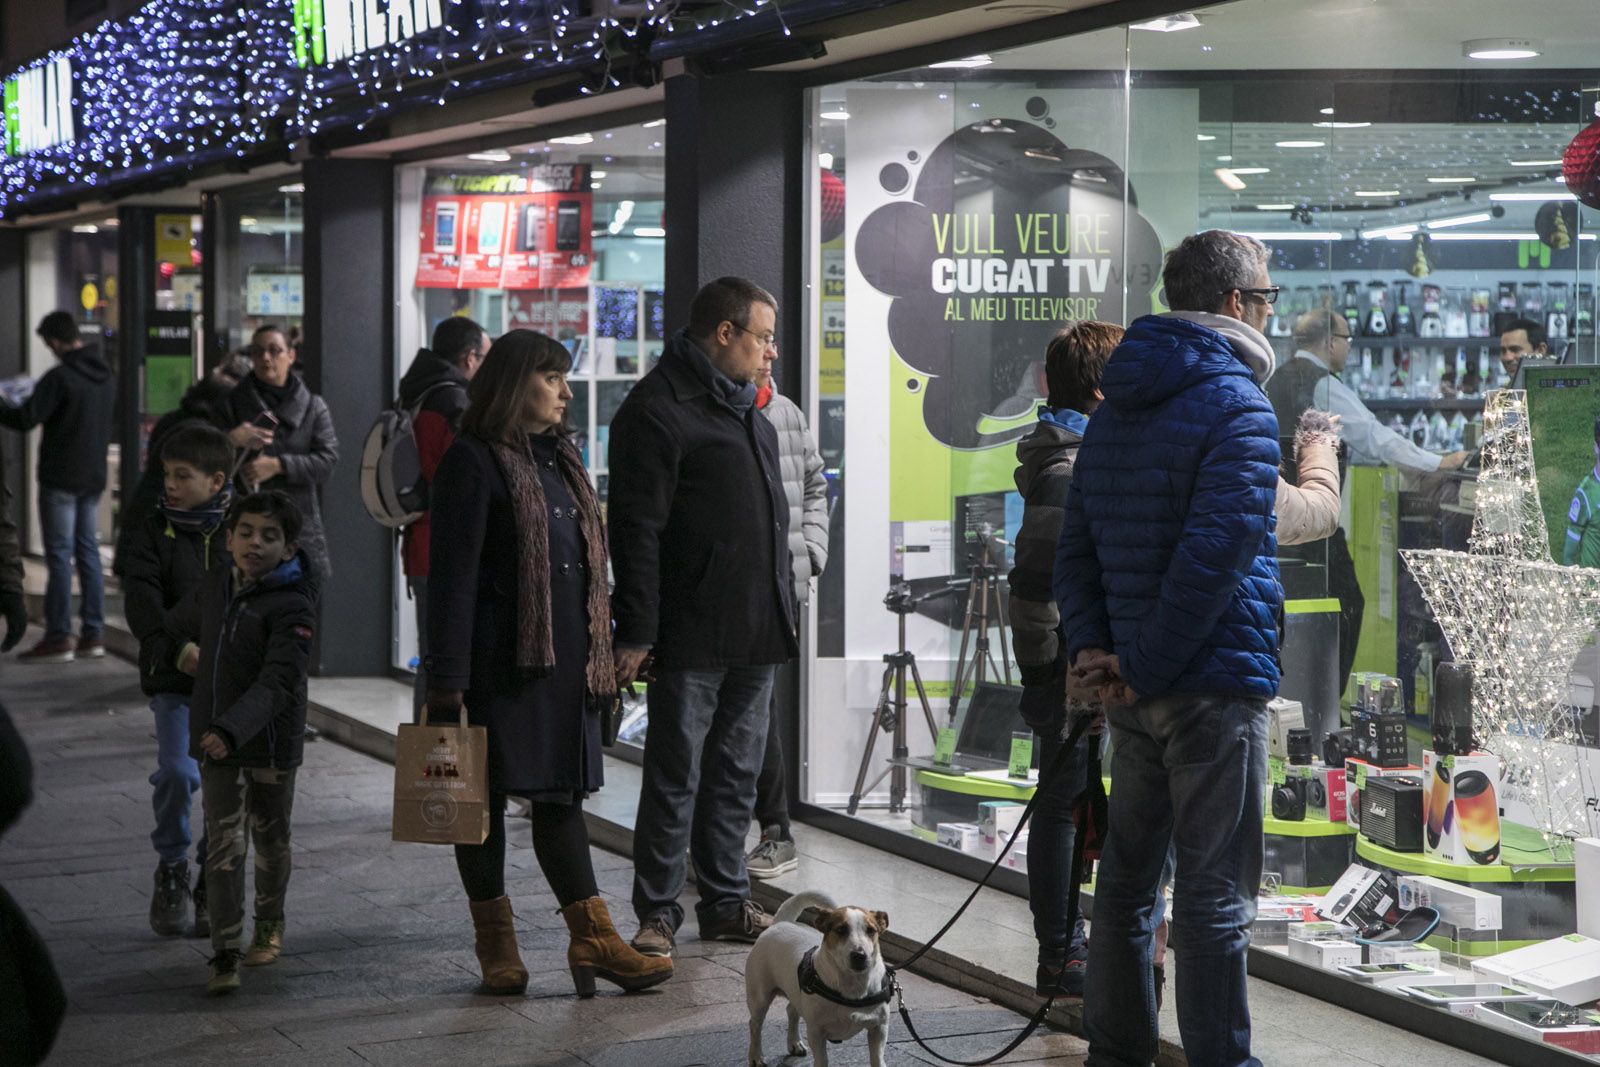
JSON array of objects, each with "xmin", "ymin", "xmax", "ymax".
[
  {"xmin": 1443, "ymin": 754, "xmax": 1455, "ymax": 772},
  {"xmin": 1268, "ymin": 756, "xmax": 1287, "ymax": 786},
  {"xmin": 934, "ymin": 727, "xmax": 957, "ymax": 767},
  {"xmin": 1008, "ymin": 732, "xmax": 1034, "ymax": 780},
  {"xmin": 1355, "ymin": 764, "xmax": 1369, "ymax": 791}
]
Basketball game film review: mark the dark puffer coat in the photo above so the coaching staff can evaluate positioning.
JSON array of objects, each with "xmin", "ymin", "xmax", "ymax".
[
  {"xmin": 166, "ymin": 554, "xmax": 317, "ymax": 768},
  {"xmin": 1054, "ymin": 315, "xmax": 1283, "ymax": 701},
  {"xmin": 120, "ymin": 509, "xmax": 230, "ymax": 697},
  {"xmin": 229, "ymin": 373, "xmax": 339, "ymax": 579},
  {"xmin": 0, "ymin": 343, "xmax": 116, "ymax": 494},
  {"xmin": 425, "ymin": 432, "xmax": 602, "ymax": 798}
]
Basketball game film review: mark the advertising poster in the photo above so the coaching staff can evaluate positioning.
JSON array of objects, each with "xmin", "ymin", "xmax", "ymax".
[
  {"xmin": 416, "ymin": 166, "xmax": 593, "ymax": 291},
  {"xmin": 1524, "ymin": 366, "xmax": 1600, "ymax": 568}
]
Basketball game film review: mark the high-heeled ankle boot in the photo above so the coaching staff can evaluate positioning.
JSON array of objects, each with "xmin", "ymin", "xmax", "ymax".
[
  {"xmin": 559, "ymin": 896, "xmax": 674, "ymax": 997},
  {"xmin": 468, "ymin": 896, "xmax": 528, "ymax": 995}
]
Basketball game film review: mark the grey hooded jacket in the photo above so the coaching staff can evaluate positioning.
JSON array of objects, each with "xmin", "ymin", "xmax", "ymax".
[{"xmin": 760, "ymin": 392, "xmax": 829, "ymax": 607}]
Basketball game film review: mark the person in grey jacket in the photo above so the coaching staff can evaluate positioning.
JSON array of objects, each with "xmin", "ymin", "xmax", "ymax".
[
  {"xmin": 744, "ymin": 363, "xmax": 829, "ymax": 879},
  {"xmin": 226, "ymin": 325, "xmax": 339, "ymax": 587}
]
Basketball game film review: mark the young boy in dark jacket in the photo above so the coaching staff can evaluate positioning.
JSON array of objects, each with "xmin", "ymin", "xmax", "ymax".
[
  {"xmin": 120, "ymin": 424, "xmax": 234, "ymax": 939},
  {"xmin": 166, "ymin": 490, "xmax": 315, "ymax": 995}
]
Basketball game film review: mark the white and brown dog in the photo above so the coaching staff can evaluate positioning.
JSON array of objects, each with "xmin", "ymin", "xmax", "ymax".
[{"xmin": 745, "ymin": 891, "xmax": 893, "ymax": 1067}]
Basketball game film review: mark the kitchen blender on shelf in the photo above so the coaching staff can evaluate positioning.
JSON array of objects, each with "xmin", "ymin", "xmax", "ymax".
[{"xmin": 1363, "ymin": 281, "xmax": 1391, "ymax": 336}]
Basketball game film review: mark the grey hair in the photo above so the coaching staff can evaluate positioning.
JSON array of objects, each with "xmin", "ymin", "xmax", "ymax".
[
  {"xmin": 1292, "ymin": 308, "xmax": 1339, "ymax": 349},
  {"xmin": 1161, "ymin": 230, "xmax": 1271, "ymax": 313}
]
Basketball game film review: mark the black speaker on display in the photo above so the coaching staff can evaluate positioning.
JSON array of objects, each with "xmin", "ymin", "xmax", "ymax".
[
  {"xmin": 1433, "ymin": 661, "xmax": 1476, "ymax": 756},
  {"xmin": 1361, "ymin": 776, "xmax": 1425, "ymax": 852}
]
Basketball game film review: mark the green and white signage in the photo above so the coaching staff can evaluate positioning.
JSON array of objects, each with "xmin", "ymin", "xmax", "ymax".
[
  {"xmin": 2, "ymin": 57, "xmax": 74, "ymax": 156},
  {"xmin": 293, "ymin": 0, "xmax": 444, "ymax": 68}
]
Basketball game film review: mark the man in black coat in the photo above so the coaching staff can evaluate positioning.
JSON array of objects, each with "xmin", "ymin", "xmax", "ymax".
[
  {"xmin": 0, "ymin": 311, "xmax": 116, "ymax": 663},
  {"xmin": 610, "ymin": 277, "xmax": 797, "ymax": 958}
]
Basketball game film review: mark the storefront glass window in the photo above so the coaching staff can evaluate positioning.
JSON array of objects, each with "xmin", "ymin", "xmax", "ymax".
[
  {"xmin": 213, "ymin": 179, "xmax": 305, "ymax": 357},
  {"xmin": 392, "ymin": 118, "xmax": 667, "ymax": 728},
  {"xmin": 808, "ymin": 3, "xmax": 1600, "ymax": 1045}
]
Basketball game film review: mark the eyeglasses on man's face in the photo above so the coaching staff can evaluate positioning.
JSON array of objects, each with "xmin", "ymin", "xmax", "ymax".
[
  {"xmin": 1222, "ymin": 286, "xmax": 1282, "ymax": 306},
  {"xmin": 728, "ymin": 321, "xmax": 778, "ymax": 350}
]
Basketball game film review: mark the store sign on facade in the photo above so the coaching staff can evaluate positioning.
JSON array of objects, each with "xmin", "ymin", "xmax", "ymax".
[
  {"xmin": 293, "ymin": 0, "xmax": 445, "ymax": 67},
  {"xmin": 2, "ymin": 57, "xmax": 74, "ymax": 156}
]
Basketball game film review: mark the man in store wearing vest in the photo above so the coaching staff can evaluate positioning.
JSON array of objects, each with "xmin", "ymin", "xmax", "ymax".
[
  {"xmin": 1267, "ymin": 309, "xmax": 1466, "ymax": 695},
  {"xmin": 1564, "ymin": 416, "xmax": 1600, "ymax": 569}
]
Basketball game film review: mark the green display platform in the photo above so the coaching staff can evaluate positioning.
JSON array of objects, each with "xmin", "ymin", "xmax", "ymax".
[
  {"xmin": 914, "ymin": 768, "xmax": 1035, "ymax": 802},
  {"xmin": 1264, "ymin": 815, "xmax": 1357, "ymax": 891},
  {"xmin": 1264, "ymin": 814, "xmax": 1359, "ymax": 838},
  {"xmin": 1355, "ymin": 836, "xmax": 1577, "ymax": 883}
]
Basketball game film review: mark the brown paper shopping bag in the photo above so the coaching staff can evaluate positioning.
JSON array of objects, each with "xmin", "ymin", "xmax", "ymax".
[{"xmin": 392, "ymin": 706, "xmax": 490, "ymax": 845}]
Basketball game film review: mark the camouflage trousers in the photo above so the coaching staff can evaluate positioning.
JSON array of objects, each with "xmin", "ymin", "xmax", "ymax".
[{"xmin": 199, "ymin": 762, "xmax": 298, "ymax": 953}]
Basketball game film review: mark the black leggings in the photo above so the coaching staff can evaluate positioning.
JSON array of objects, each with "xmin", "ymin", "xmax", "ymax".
[{"xmin": 454, "ymin": 794, "xmax": 598, "ymax": 906}]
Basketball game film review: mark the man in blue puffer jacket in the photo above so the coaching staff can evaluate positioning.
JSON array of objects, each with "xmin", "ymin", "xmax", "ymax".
[{"xmin": 1054, "ymin": 230, "xmax": 1283, "ymax": 1067}]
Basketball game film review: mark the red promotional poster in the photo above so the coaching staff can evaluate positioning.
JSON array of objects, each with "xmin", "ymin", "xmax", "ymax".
[{"xmin": 416, "ymin": 166, "xmax": 593, "ymax": 291}]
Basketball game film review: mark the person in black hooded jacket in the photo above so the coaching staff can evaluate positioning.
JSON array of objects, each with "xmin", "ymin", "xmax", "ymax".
[
  {"xmin": 399, "ymin": 316, "xmax": 487, "ymax": 718},
  {"xmin": 165, "ymin": 491, "xmax": 316, "ymax": 994},
  {"xmin": 0, "ymin": 311, "xmax": 117, "ymax": 663}
]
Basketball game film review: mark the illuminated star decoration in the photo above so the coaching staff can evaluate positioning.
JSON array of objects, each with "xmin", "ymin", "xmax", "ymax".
[{"xmin": 1403, "ymin": 389, "xmax": 1600, "ymax": 847}]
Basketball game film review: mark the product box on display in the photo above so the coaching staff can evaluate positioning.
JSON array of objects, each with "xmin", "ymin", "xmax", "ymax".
[
  {"xmin": 1288, "ymin": 937, "xmax": 1364, "ymax": 971},
  {"xmin": 1397, "ymin": 875, "xmax": 1503, "ymax": 932},
  {"xmin": 936, "ymin": 822, "xmax": 981, "ymax": 854},
  {"xmin": 978, "ymin": 800, "xmax": 1024, "ymax": 854},
  {"xmin": 1308, "ymin": 764, "xmax": 1348, "ymax": 822},
  {"xmin": 1288, "ymin": 920, "xmax": 1357, "ymax": 940},
  {"xmin": 1003, "ymin": 833, "xmax": 1029, "ymax": 874},
  {"xmin": 1473, "ymin": 935, "xmax": 1600, "ymax": 1005},
  {"xmin": 1473, "ymin": 999, "xmax": 1600, "ymax": 1055},
  {"xmin": 1576, "ymin": 838, "xmax": 1600, "ymax": 939},
  {"xmin": 1368, "ymin": 943, "xmax": 1442, "ymax": 968},
  {"xmin": 1268, "ymin": 697, "xmax": 1305, "ymax": 761},
  {"xmin": 1318, "ymin": 865, "xmax": 1400, "ymax": 930},
  {"xmin": 1344, "ymin": 758, "xmax": 1422, "ymax": 832},
  {"xmin": 1335, "ymin": 962, "xmax": 1450, "ymax": 987},
  {"xmin": 1421, "ymin": 750, "xmax": 1502, "ymax": 866}
]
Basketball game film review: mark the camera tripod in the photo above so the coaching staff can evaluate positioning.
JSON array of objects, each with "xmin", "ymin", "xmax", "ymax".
[
  {"xmin": 945, "ymin": 529, "xmax": 1013, "ymax": 727},
  {"xmin": 846, "ymin": 581, "xmax": 946, "ymax": 815}
]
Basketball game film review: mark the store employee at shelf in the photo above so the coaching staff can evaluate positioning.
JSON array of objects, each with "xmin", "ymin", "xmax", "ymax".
[{"xmin": 1274, "ymin": 309, "xmax": 1469, "ymax": 475}]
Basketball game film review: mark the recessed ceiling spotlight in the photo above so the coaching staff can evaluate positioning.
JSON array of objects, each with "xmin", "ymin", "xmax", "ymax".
[
  {"xmin": 1197, "ymin": 134, "xmax": 1216, "ymax": 141},
  {"xmin": 590, "ymin": 170, "xmax": 607, "ymax": 179},
  {"xmin": 277, "ymin": 182, "xmax": 304, "ymax": 194},
  {"xmin": 1464, "ymin": 38, "xmax": 1541, "ymax": 60},
  {"xmin": 1319, "ymin": 107, "xmax": 1336, "ymax": 115},
  {"xmin": 467, "ymin": 151, "xmax": 512, "ymax": 162},
  {"xmin": 929, "ymin": 55, "xmax": 993, "ymax": 69},
  {"xmin": 1353, "ymin": 189, "xmax": 1400, "ymax": 198},
  {"xmin": 548, "ymin": 134, "xmax": 593, "ymax": 146},
  {"xmin": 1132, "ymin": 13, "xmax": 1201, "ymax": 32},
  {"xmin": 1216, "ymin": 154, "xmax": 1234, "ymax": 162},
  {"xmin": 818, "ymin": 152, "xmax": 835, "ymax": 169},
  {"xmin": 1509, "ymin": 159, "xmax": 1563, "ymax": 167},
  {"xmin": 1427, "ymin": 176, "xmax": 1477, "ymax": 184},
  {"xmin": 1312, "ymin": 121, "xmax": 1372, "ymax": 129},
  {"xmin": 820, "ymin": 109, "xmax": 851, "ymax": 121},
  {"xmin": 1276, "ymin": 140, "xmax": 1326, "ymax": 149},
  {"xmin": 1255, "ymin": 203, "xmax": 1295, "ymax": 211},
  {"xmin": 642, "ymin": 118, "xmax": 666, "ymax": 128},
  {"xmin": 1229, "ymin": 167, "xmax": 1270, "ymax": 175}
]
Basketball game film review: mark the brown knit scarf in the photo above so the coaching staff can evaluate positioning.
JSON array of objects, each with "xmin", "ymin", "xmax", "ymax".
[{"xmin": 489, "ymin": 434, "xmax": 616, "ymax": 698}]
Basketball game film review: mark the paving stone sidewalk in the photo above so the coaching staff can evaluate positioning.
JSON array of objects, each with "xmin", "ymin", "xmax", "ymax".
[{"xmin": 0, "ymin": 636, "xmax": 1087, "ymax": 1067}]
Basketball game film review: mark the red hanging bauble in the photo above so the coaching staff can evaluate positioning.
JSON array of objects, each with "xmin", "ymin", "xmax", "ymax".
[
  {"xmin": 820, "ymin": 168, "xmax": 846, "ymax": 244},
  {"xmin": 1562, "ymin": 106, "xmax": 1600, "ymax": 210}
]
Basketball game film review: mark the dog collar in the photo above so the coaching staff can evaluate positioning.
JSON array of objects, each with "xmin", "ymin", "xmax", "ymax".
[{"xmin": 797, "ymin": 947, "xmax": 897, "ymax": 1009}]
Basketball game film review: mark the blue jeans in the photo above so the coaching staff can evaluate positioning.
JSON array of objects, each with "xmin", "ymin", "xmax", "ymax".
[
  {"xmin": 1085, "ymin": 694, "xmax": 1267, "ymax": 1067},
  {"xmin": 632, "ymin": 665, "xmax": 775, "ymax": 931},
  {"xmin": 1028, "ymin": 725, "xmax": 1090, "ymax": 965},
  {"xmin": 149, "ymin": 694, "xmax": 205, "ymax": 867},
  {"xmin": 39, "ymin": 488, "xmax": 104, "ymax": 641}
]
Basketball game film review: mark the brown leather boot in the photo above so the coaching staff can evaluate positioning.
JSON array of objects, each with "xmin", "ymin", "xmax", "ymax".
[
  {"xmin": 468, "ymin": 896, "xmax": 528, "ymax": 995},
  {"xmin": 559, "ymin": 897, "xmax": 674, "ymax": 997}
]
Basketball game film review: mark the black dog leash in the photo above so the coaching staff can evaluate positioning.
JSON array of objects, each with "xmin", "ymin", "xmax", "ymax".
[{"xmin": 889, "ymin": 714, "xmax": 1100, "ymax": 1066}]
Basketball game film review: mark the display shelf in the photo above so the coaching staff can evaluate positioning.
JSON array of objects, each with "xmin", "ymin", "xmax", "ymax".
[
  {"xmin": 1264, "ymin": 814, "xmax": 1360, "ymax": 838},
  {"xmin": 1355, "ymin": 835, "xmax": 1575, "ymax": 883},
  {"xmin": 913, "ymin": 768, "xmax": 1035, "ymax": 801},
  {"xmin": 1359, "ymin": 397, "xmax": 1488, "ymax": 414}
]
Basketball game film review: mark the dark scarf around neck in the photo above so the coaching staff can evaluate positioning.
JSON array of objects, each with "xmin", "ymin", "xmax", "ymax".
[{"xmin": 488, "ymin": 434, "xmax": 616, "ymax": 699}]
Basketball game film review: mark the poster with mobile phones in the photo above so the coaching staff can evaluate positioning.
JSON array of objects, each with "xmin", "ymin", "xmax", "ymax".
[{"xmin": 416, "ymin": 166, "xmax": 593, "ymax": 290}]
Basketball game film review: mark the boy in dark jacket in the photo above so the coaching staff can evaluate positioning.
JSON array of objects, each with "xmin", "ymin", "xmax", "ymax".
[
  {"xmin": 166, "ymin": 491, "xmax": 315, "ymax": 996},
  {"xmin": 120, "ymin": 424, "xmax": 234, "ymax": 940}
]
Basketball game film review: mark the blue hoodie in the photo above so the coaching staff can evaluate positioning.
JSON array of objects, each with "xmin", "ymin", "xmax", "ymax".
[{"xmin": 1053, "ymin": 315, "xmax": 1283, "ymax": 701}]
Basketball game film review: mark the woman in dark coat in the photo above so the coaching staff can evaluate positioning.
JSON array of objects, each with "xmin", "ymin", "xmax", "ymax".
[
  {"xmin": 425, "ymin": 329, "xmax": 671, "ymax": 998},
  {"xmin": 227, "ymin": 325, "xmax": 338, "ymax": 581}
]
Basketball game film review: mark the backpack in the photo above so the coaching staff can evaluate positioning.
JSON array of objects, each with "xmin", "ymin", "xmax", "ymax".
[{"xmin": 359, "ymin": 382, "xmax": 455, "ymax": 529}]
